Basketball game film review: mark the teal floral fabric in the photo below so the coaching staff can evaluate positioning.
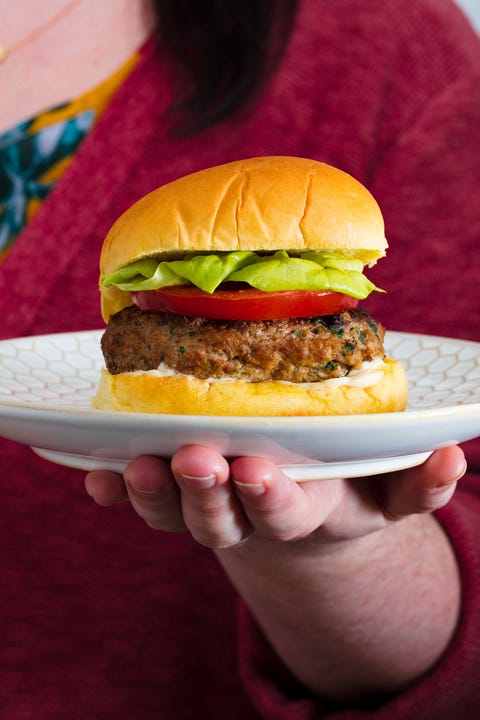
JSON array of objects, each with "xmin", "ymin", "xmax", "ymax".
[{"xmin": 0, "ymin": 108, "xmax": 95, "ymax": 255}]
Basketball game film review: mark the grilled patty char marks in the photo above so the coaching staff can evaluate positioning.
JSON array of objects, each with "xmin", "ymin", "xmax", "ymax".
[{"xmin": 101, "ymin": 305, "xmax": 385, "ymax": 382}]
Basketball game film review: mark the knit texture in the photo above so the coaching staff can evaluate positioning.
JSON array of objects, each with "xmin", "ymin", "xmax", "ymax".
[{"xmin": 0, "ymin": 1, "xmax": 479, "ymax": 718}]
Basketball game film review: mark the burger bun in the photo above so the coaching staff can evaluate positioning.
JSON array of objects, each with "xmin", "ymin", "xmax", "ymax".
[{"xmin": 93, "ymin": 358, "xmax": 408, "ymax": 416}]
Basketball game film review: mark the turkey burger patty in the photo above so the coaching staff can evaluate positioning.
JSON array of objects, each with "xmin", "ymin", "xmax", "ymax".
[{"xmin": 101, "ymin": 306, "xmax": 385, "ymax": 383}]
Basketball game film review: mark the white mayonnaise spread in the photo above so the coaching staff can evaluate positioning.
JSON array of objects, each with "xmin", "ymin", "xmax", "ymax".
[{"xmin": 139, "ymin": 357, "xmax": 386, "ymax": 388}]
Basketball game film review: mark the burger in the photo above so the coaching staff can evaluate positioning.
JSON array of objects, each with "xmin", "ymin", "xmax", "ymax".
[{"xmin": 93, "ymin": 156, "xmax": 408, "ymax": 416}]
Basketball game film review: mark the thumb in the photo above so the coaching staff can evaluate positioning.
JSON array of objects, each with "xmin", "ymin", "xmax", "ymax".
[{"xmin": 378, "ymin": 446, "xmax": 467, "ymax": 521}]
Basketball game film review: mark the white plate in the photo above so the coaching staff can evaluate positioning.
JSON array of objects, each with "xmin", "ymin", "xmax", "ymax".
[{"xmin": 0, "ymin": 329, "xmax": 479, "ymax": 480}]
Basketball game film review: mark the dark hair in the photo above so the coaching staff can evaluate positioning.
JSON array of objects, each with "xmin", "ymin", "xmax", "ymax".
[{"xmin": 153, "ymin": 0, "xmax": 298, "ymax": 134}]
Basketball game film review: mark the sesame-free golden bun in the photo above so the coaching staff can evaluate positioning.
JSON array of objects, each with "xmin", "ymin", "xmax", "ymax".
[
  {"xmin": 93, "ymin": 358, "xmax": 408, "ymax": 416},
  {"xmin": 100, "ymin": 156, "xmax": 388, "ymax": 322}
]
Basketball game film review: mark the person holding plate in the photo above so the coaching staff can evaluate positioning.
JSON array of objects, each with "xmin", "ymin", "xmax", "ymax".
[{"xmin": 0, "ymin": 1, "xmax": 480, "ymax": 719}]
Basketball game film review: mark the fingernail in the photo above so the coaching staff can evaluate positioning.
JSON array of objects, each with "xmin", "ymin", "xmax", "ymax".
[
  {"xmin": 125, "ymin": 472, "xmax": 162, "ymax": 494},
  {"xmin": 127, "ymin": 481, "xmax": 161, "ymax": 495},
  {"xmin": 435, "ymin": 461, "xmax": 467, "ymax": 489},
  {"xmin": 179, "ymin": 473, "xmax": 217, "ymax": 489},
  {"xmin": 233, "ymin": 480, "xmax": 267, "ymax": 496}
]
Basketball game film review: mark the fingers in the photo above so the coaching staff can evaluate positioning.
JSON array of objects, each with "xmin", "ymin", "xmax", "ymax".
[
  {"xmin": 85, "ymin": 444, "xmax": 466, "ymax": 546},
  {"xmin": 84, "ymin": 450, "xmax": 338, "ymax": 546},
  {"xmin": 229, "ymin": 456, "xmax": 341, "ymax": 542},
  {"xmin": 123, "ymin": 455, "xmax": 186, "ymax": 532},
  {"xmin": 86, "ymin": 447, "xmax": 253, "ymax": 545},
  {"xmin": 171, "ymin": 445, "xmax": 250, "ymax": 547},
  {"xmin": 85, "ymin": 470, "xmax": 128, "ymax": 506},
  {"xmin": 89, "ymin": 447, "xmax": 338, "ymax": 548},
  {"xmin": 376, "ymin": 446, "xmax": 466, "ymax": 521}
]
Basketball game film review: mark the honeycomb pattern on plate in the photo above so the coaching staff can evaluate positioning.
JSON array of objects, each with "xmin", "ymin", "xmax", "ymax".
[
  {"xmin": 0, "ymin": 330, "xmax": 479, "ymax": 410},
  {"xmin": 0, "ymin": 331, "xmax": 103, "ymax": 408},
  {"xmin": 386, "ymin": 333, "xmax": 480, "ymax": 408}
]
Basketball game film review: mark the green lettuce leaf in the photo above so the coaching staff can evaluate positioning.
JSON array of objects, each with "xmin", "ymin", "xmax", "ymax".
[
  {"xmin": 166, "ymin": 251, "xmax": 256, "ymax": 293},
  {"xmin": 301, "ymin": 251, "xmax": 364, "ymax": 272},
  {"xmin": 101, "ymin": 259, "xmax": 188, "ymax": 291},
  {"xmin": 101, "ymin": 250, "xmax": 383, "ymax": 299},
  {"xmin": 228, "ymin": 251, "xmax": 381, "ymax": 298}
]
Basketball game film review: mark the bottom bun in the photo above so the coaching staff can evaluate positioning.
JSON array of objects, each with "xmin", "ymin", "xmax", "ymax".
[{"xmin": 93, "ymin": 358, "xmax": 408, "ymax": 416}]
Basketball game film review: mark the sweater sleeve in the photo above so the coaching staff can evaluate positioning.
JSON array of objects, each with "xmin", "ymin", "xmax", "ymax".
[{"xmin": 236, "ymin": 473, "xmax": 480, "ymax": 720}]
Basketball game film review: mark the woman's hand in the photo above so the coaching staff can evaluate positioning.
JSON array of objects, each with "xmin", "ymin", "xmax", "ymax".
[
  {"xmin": 85, "ymin": 445, "xmax": 466, "ymax": 700},
  {"xmin": 84, "ymin": 444, "xmax": 466, "ymax": 548}
]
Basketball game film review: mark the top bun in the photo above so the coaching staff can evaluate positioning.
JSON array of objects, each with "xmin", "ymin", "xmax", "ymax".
[{"xmin": 100, "ymin": 157, "xmax": 387, "ymax": 321}]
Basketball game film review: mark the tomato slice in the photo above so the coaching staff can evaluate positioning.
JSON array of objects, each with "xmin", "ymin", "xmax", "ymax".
[{"xmin": 131, "ymin": 285, "xmax": 359, "ymax": 320}]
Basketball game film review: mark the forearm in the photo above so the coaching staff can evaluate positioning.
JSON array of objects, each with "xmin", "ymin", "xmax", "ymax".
[{"xmin": 216, "ymin": 513, "xmax": 460, "ymax": 703}]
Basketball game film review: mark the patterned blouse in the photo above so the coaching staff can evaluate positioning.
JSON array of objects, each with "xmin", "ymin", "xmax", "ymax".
[{"xmin": 0, "ymin": 53, "xmax": 139, "ymax": 261}]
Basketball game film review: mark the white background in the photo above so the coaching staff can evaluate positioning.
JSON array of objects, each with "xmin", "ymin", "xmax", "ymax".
[{"xmin": 456, "ymin": 0, "xmax": 480, "ymax": 31}]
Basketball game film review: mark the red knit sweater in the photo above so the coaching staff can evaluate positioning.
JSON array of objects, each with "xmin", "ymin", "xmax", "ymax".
[{"xmin": 1, "ymin": 1, "xmax": 480, "ymax": 718}]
